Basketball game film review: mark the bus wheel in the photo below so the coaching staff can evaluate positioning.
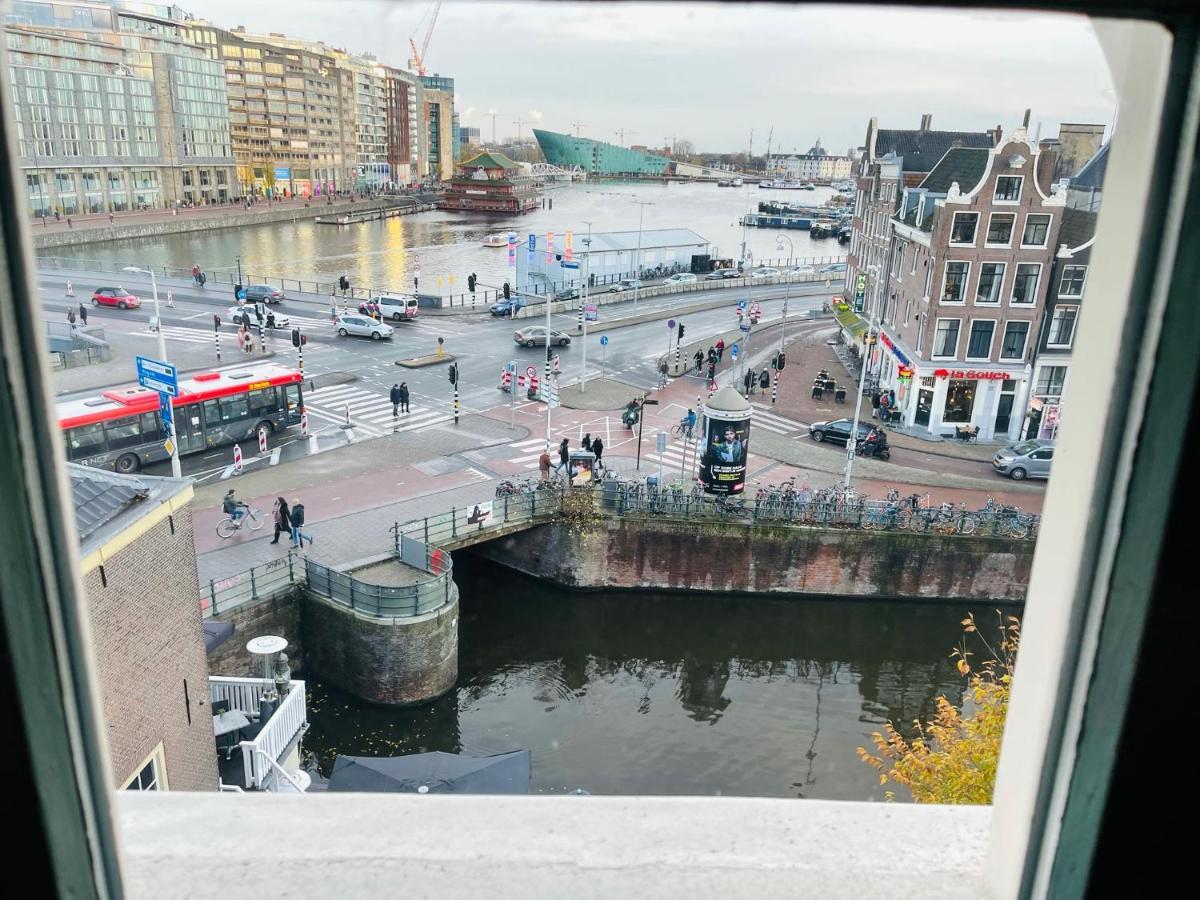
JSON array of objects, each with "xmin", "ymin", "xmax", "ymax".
[
  {"xmin": 115, "ymin": 453, "xmax": 140, "ymax": 474},
  {"xmin": 255, "ymin": 420, "xmax": 275, "ymax": 435}
]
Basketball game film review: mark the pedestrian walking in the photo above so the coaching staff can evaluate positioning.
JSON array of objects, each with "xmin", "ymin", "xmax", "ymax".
[
  {"xmin": 390, "ymin": 383, "xmax": 402, "ymax": 417},
  {"xmin": 871, "ymin": 389, "xmax": 881, "ymax": 419},
  {"xmin": 658, "ymin": 360, "xmax": 669, "ymax": 388},
  {"xmin": 693, "ymin": 350, "xmax": 704, "ymax": 374},
  {"xmin": 879, "ymin": 391, "xmax": 891, "ymax": 420},
  {"xmin": 539, "ymin": 448, "xmax": 552, "ymax": 480},
  {"xmin": 398, "ymin": 382, "xmax": 410, "ymax": 413},
  {"xmin": 241, "ymin": 326, "xmax": 254, "ymax": 354},
  {"xmin": 192, "ymin": 264, "xmax": 200, "ymax": 285},
  {"xmin": 759, "ymin": 369, "xmax": 770, "ymax": 392},
  {"xmin": 108, "ymin": 212, "xmax": 115, "ymax": 226},
  {"xmin": 707, "ymin": 361, "xmax": 716, "ymax": 382},
  {"xmin": 66, "ymin": 216, "xmax": 72, "ymax": 228},
  {"xmin": 590, "ymin": 436, "xmax": 604, "ymax": 468},
  {"xmin": 78, "ymin": 303, "xmax": 87, "ymax": 326},
  {"xmin": 289, "ymin": 498, "xmax": 313, "ymax": 548},
  {"xmin": 54, "ymin": 210, "xmax": 61, "ymax": 222},
  {"xmin": 67, "ymin": 308, "xmax": 77, "ymax": 328},
  {"xmin": 555, "ymin": 437, "xmax": 570, "ymax": 473},
  {"xmin": 581, "ymin": 433, "xmax": 592, "ymax": 452},
  {"xmin": 744, "ymin": 368, "xmax": 753, "ymax": 394},
  {"xmin": 715, "ymin": 338, "xmax": 725, "ymax": 361},
  {"xmin": 270, "ymin": 497, "xmax": 291, "ymax": 545}
]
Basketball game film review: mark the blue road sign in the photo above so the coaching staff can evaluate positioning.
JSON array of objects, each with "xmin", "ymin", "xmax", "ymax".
[
  {"xmin": 599, "ymin": 335, "xmax": 609, "ymax": 346},
  {"xmin": 667, "ymin": 319, "xmax": 676, "ymax": 329},
  {"xmin": 158, "ymin": 391, "xmax": 173, "ymax": 430},
  {"xmin": 730, "ymin": 343, "xmax": 740, "ymax": 361},
  {"xmin": 740, "ymin": 323, "xmax": 752, "ymax": 333},
  {"xmin": 562, "ymin": 260, "xmax": 580, "ymax": 269},
  {"xmin": 736, "ymin": 299, "xmax": 747, "ymax": 311},
  {"xmin": 135, "ymin": 355, "xmax": 178, "ymax": 396},
  {"xmin": 528, "ymin": 233, "xmax": 536, "ymax": 251}
]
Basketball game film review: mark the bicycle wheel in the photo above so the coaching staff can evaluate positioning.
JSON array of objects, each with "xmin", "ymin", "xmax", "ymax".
[
  {"xmin": 245, "ymin": 509, "xmax": 266, "ymax": 531},
  {"xmin": 957, "ymin": 514, "xmax": 977, "ymax": 535},
  {"xmin": 896, "ymin": 510, "xmax": 913, "ymax": 532},
  {"xmin": 1007, "ymin": 519, "xmax": 1030, "ymax": 539},
  {"xmin": 216, "ymin": 517, "xmax": 238, "ymax": 539}
]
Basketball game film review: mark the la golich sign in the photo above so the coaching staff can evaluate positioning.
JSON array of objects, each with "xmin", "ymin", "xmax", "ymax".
[{"xmin": 933, "ymin": 369, "xmax": 1010, "ymax": 380}]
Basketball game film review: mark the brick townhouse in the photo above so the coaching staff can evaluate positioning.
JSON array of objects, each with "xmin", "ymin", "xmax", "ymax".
[
  {"xmin": 846, "ymin": 115, "xmax": 997, "ymax": 316},
  {"xmin": 872, "ymin": 127, "xmax": 1069, "ymax": 441}
]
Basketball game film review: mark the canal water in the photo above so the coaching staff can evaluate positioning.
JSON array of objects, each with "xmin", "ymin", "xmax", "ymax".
[
  {"xmin": 303, "ymin": 554, "xmax": 993, "ymax": 800},
  {"xmin": 43, "ymin": 182, "xmax": 846, "ymax": 294}
]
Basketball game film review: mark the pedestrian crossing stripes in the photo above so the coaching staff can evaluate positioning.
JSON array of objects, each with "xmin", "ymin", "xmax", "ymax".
[
  {"xmin": 507, "ymin": 436, "xmax": 548, "ymax": 469},
  {"xmin": 303, "ymin": 382, "xmax": 452, "ymax": 438},
  {"xmin": 749, "ymin": 406, "xmax": 807, "ymax": 435}
]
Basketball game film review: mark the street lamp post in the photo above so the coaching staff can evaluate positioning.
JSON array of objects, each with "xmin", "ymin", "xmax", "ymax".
[
  {"xmin": 776, "ymin": 232, "xmax": 794, "ymax": 352},
  {"xmin": 123, "ymin": 266, "xmax": 181, "ymax": 478},
  {"xmin": 580, "ymin": 221, "xmax": 593, "ymax": 394},
  {"xmin": 843, "ymin": 264, "xmax": 880, "ymax": 488},
  {"xmin": 631, "ymin": 198, "xmax": 653, "ymax": 315},
  {"xmin": 237, "ymin": 255, "xmax": 243, "ymax": 285}
]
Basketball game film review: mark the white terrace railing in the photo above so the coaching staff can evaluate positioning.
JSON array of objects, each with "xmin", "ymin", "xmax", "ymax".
[{"xmin": 209, "ymin": 676, "xmax": 307, "ymax": 791}]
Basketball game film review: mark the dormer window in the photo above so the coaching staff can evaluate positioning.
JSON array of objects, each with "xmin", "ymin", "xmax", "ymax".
[{"xmin": 994, "ymin": 175, "xmax": 1023, "ymax": 202}]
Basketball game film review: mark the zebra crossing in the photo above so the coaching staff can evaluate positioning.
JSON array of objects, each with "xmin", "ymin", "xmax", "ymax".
[
  {"xmin": 749, "ymin": 406, "xmax": 808, "ymax": 436},
  {"xmin": 644, "ymin": 433, "xmax": 701, "ymax": 474},
  {"xmin": 508, "ymin": 436, "xmax": 548, "ymax": 469},
  {"xmin": 302, "ymin": 382, "xmax": 452, "ymax": 438}
]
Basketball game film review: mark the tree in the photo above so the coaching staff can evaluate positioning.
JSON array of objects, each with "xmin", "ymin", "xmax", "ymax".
[
  {"xmin": 263, "ymin": 164, "xmax": 277, "ymax": 198},
  {"xmin": 857, "ymin": 612, "xmax": 1020, "ymax": 804},
  {"xmin": 675, "ymin": 139, "xmax": 696, "ymax": 162}
]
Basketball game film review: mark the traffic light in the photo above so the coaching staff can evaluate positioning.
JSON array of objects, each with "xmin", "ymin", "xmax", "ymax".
[
  {"xmin": 776, "ymin": 351, "xmax": 786, "ymax": 371},
  {"xmin": 677, "ymin": 322, "xmax": 685, "ymax": 341},
  {"xmin": 291, "ymin": 328, "xmax": 301, "ymax": 348},
  {"xmin": 448, "ymin": 362, "xmax": 458, "ymax": 386},
  {"xmin": 503, "ymin": 282, "xmax": 511, "ymax": 300},
  {"xmin": 468, "ymin": 274, "xmax": 476, "ymax": 292},
  {"xmin": 213, "ymin": 314, "xmax": 222, "ymax": 332}
]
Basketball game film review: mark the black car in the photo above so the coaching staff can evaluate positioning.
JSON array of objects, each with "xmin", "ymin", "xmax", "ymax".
[
  {"xmin": 808, "ymin": 418, "xmax": 875, "ymax": 445},
  {"xmin": 554, "ymin": 287, "xmax": 580, "ymax": 301}
]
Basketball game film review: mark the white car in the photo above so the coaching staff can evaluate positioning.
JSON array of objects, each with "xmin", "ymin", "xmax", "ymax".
[
  {"xmin": 751, "ymin": 267, "xmax": 781, "ymax": 279},
  {"xmin": 819, "ymin": 263, "xmax": 848, "ymax": 275},
  {"xmin": 335, "ymin": 313, "xmax": 393, "ymax": 340},
  {"xmin": 609, "ymin": 278, "xmax": 643, "ymax": 293},
  {"xmin": 787, "ymin": 265, "xmax": 816, "ymax": 276},
  {"xmin": 664, "ymin": 272, "xmax": 698, "ymax": 285},
  {"xmin": 228, "ymin": 305, "xmax": 289, "ymax": 328}
]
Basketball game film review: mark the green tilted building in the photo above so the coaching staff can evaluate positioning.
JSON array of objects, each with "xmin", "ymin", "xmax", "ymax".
[{"xmin": 534, "ymin": 129, "xmax": 671, "ymax": 175}]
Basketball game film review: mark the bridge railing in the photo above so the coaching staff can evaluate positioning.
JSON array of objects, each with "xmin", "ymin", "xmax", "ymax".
[{"xmin": 390, "ymin": 489, "xmax": 564, "ymax": 550}]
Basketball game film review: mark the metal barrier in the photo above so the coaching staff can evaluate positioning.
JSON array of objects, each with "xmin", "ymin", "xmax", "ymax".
[
  {"xmin": 201, "ymin": 552, "xmax": 300, "ymax": 618},
  {"xmin": 303, "ymin": 556, "xmax": 452, "ymax": 618}
]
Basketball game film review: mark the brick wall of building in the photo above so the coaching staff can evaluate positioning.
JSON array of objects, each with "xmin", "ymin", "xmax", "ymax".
[
  {"xmin": 472, "ymin": 520, "xmax": 1032, "ymax": 604},
  {"xmin": 83, "ymin": 505, "xmax": 218, "ymax": 791}
]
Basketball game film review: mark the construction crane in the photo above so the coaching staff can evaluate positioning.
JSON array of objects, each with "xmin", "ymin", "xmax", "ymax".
[
  {"xmin": 513, "ymin": 119, "xmax": 535, "ymax": 144},
  {"xmin": 615, "ymin": 128, "xmax": 638, "ymax": 146},
  {"xmin": 571, "ymin": 121, "xmax": 587, "ymax": 137},
  {"xmin": 408, "ymin": 0, "xmax": 443, "ymax": 77}
]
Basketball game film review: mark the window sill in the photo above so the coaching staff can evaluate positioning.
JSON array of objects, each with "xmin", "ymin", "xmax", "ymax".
[{"xmin": 117, "ymin": 793, "xmax": 991, "ymax": 899}]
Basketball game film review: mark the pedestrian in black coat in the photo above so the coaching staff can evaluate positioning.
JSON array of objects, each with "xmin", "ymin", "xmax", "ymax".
[
  {"xmin": 390, "ymin": 383, "xmax": 402, "ymax": 417},
  {"xmin": 270, "ymin": 497, "xmax": 291, "ymax": 545},
  {"xmin": 590, "ymin": 436, "xmax": 604, "ymax": 468},
  {"xmin": 398, "ymin": 382, "xmax": 410, "ymax": 413}
]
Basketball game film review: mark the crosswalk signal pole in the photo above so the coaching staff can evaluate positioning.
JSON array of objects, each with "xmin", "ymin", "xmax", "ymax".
[{"xmin": 213, "ymin": 314, "xmax": 221, "ymax": 362}]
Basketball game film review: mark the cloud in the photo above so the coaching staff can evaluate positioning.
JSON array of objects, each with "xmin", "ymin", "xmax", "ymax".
[{"xmin": 527, "ymin": 109, "xmax": 544, "ymax": 121}]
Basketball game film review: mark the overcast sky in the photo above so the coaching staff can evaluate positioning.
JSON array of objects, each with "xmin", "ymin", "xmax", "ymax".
[{"xmin": 183, "ymin": 1, "xmax": 1116, "ymax": 153}]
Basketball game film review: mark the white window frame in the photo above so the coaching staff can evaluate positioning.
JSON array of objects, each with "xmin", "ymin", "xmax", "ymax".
[
  {"xmin": 1020, "ymin": 213, "xmax": 1053, "ymax": 248},
  {"xmin": 999, "ymin": 319, "xmax": 1031, "ymax": 361},
  {"xmin": 1058, "ymin": 264, "xmax": 1088, "ymax": 299},
  {"xmin": 1047, "ymin": 304, "xmax": 1079, "ymax": 348},
  {"xmin": 923, "ymin": 255, "xmax": 934, "ymax": 300},
  {"xmin": 903, "ymin": 298, "xmax": 912, "ymax": 326},
  {"xmin": 121, "ymin": 742, "xmax": 168, "ymax": 791},
  {"xmin": 1010, "ymin": 262, "xmax": 1042, "ymax": 306},
  {"xmin": 939, "ymin": 259, "xmax": 971, "ymax": 305},
  {"xmin": 964, "ymin": 317, "xmax": 997, "ymax": 361},
  {"xmin": 910, "ymin": 245, "xmax": 919, "ymax": 275},
  {"xmin": 974, "ymin": 261, "xmax": 1007, "ymax": 306},
  {"xmin": 931, "ymin": 316, "xmax": 961, "ymax": 360},
  {"xmin": 984, "ymin": 212, "xmax": 1016, "ymax": 247},
  {"xmin": 948, "ymin": 211, "xmax": 980, "ymax": 247},
  {"xmin": 993, "ymin": 174, "xmax": 1024, "ymax": 204}
]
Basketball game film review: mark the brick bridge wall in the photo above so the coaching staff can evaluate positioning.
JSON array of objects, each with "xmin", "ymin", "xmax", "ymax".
[{"xmin": 470, "ymin": 520, "xmax": 1032, "ymax": 603}]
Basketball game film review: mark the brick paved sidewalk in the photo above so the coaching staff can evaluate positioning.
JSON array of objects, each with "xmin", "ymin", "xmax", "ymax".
[{"xmin": 763, "ymin": 328, "xmax": 1001, "ymax": 464}]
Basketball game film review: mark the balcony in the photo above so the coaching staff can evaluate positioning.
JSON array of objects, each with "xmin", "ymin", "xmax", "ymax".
[{"xmin": 209, "ymin": 676, "xmax": 308, "ymax": 792}]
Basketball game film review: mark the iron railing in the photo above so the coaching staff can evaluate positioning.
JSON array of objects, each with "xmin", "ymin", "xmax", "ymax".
[
  {"xmin": 201, "ymin": 552, "xmax": 299, "ymax": 618},
  {"xmin": 303, "ymin": 555, "xmax": 453, "ymax": 619}
]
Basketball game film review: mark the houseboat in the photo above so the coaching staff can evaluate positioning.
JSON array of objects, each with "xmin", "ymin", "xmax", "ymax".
[{"xmin": 440, "ymin": 151, "xmax": 542, "ymax": 215}]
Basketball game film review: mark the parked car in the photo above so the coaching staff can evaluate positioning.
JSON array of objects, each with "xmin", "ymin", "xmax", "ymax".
[
  {"xmin": 787, "ymin": 265, "xmax": 816, "ymax": 276},
  {"xmin": 554, "ymin": 287, "xmax": 581, "ymax": 301},
  {"xmin": 992, "ymin": 440, "xmax": 1055, "ymax": 480},
  {"xmin": 664, "ymin": 272, "xmax": 698, "ymax": 285},
  {"xmin": 91, "ymin": 287, "xmax": 141, "ymax": 309},
  {"xmin": 705, "ymin": 268, "xmax": 742, "ymax": 280},
  {"xmin": 228, "ymin": 306, "xmax": 289, "ymax": 328},
  {"xmin": 490, "ymin": 298, "xmax": 525, "ymax": 316},
  {"xmin": 335, "ymin": 313, "xmax": 393, "ymax": 340},
  {"xmin": 360, "ymin": 294, "xmax": 419, "ymax": 321},
  {"xmin": 808, "ymin": 418, "xmax": 875, "ymax": 446},
  {"xmin": 514, "ymin": 326, "xmax": 571, "ymax": 348},
  {"xmin": 751, "ymin": 267, "xmax": 781, "ymax": 279},
  {"xmin": 609, "ymin": 279, "xmax": 643, "ymax": 292},
  {"xmin": 819, "ymin": 263, "xmax": 848, "ymax": 275},
  {"xmin": 237, "ymin": 284, "xmax": 285, "ymax": 303}
]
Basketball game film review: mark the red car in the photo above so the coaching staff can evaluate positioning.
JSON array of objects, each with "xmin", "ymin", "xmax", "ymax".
[{"xmin": 92, "ymin": 287, "xmax": 141, "ymax": 309}]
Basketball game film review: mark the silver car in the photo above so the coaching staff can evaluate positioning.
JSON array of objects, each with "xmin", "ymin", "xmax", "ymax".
[
  {"xmin": 514, "ymin": 326, "xmax": 571, "ymax": 348},
  {"xmin": 335, "ymin": 313, "xmax": 393, "ymax": 340},
  {"xmin": 992, "ymin": 440, "xmax": 1055, "ymax": 480}
]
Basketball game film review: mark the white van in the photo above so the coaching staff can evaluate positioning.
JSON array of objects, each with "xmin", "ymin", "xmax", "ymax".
[{"xmin": 372, "ymin": 294, "xmax": 419, "ymax": 322}]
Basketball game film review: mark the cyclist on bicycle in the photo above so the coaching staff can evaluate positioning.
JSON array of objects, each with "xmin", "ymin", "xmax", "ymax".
[
  {"xmin": 681, "ymin": 408, "xmax": 697, "ymax": 439},
  {"xmin": 223, "ymin": 489, "xmax": 248, "ymax": 523}
]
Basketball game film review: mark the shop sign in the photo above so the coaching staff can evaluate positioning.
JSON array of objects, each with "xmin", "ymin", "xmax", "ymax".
[
  {"xmin": 933, "ymin": 369, "xmax": 1009, "ymax": 380},
  {"xmin": 879, "ymin": 332, "xmax": 912, "ymax": 368}
]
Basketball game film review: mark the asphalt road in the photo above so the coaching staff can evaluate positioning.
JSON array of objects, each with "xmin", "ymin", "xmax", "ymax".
[{"xmin": 40, "ymin": 268, "xmax": 831, "ymax": 482}]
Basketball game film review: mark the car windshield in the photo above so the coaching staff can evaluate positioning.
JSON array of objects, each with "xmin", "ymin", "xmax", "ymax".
[{"xmin": 1010, "ymin": 441, "xmax": 1043, "ymax": 455}]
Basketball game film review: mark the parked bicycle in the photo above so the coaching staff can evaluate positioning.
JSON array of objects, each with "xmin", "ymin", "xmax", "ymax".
[{"xmin": 216, "ymin": 507, "xmax": 265, "ymax": 538}]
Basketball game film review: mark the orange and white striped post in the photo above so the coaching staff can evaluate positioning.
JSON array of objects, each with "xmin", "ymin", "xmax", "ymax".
[
  {"xmin": 258, "ymin": 425, "xmax": 268, "ymax": 455},
  {"xmin": 300, "ymin": 407, "xmax": 309, "ymax": 436},
  {"xmin": 232, "ymin": 442, "xmax": 243, "ymax": 473}
]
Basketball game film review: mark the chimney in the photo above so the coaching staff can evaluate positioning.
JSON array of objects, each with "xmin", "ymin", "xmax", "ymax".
[
  {"xmin": 919, "ymin": 114, "xmax": 932, "ymax": 131},
  {"xmin": 1022, "ymin": 108, "xmax": 1032, "ymax": 129}
]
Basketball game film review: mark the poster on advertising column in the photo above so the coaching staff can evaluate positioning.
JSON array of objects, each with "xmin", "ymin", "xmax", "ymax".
[{"xmin": 699, "ymin": 387, "xmax": 753, "ymax": 494}]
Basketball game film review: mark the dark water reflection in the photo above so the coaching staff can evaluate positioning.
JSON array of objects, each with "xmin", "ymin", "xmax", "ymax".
[{"xmin": 303, "ymin": 554, "xmax": 999, "ymax": 799}]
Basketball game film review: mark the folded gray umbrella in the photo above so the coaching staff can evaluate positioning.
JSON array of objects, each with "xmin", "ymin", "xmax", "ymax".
[{"xmin": 327, "ymin": 750, "xmax": 531, "ymax": 794}]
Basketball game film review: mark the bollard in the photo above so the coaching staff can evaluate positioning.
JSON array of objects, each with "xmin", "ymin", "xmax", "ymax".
[
  {"xmin": 66, "ymin": 280, "xmax": 75, "ymax": 297},
  {"xmin": 301, "ymin": 407, "xmax": 309, "ymax": 436},
  {"xmin": 167, "ymin": 290, "xmax": 175, "ymax": 308},
  {"xmin": 258, "ymin": 425, "xmax": 268, "ymax": 455},
  {"xmin": 232, "ymin": 442, "xmax": 243, "ymax": 474},
  {"xmin": 344, "ymin": 403, "xmax": 351, "ymax": 427}
]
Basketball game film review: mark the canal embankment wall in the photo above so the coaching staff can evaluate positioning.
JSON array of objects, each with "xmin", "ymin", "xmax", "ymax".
[{"xmin": 470, "ymin": 520, "xmax": 1032, "ymax": 603}]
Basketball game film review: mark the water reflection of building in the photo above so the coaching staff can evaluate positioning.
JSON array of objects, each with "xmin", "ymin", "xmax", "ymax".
[{"xmin": 676, "ymin": 657, "xmax": 731, "ymax": 723}]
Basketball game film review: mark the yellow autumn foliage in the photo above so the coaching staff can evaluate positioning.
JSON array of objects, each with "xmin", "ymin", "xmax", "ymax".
[{"xmin": 856, "ymin": 612, "xmax": 1019, "ymax": 804}]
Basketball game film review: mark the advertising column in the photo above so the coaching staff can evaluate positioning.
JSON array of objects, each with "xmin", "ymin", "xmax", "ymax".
[{"xmin": 699, "ymin": 386, "xmax": 752, "ymax": 495}]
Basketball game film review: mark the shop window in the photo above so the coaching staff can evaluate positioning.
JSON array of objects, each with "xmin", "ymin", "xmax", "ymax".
[{"xmin": 943, "ymin": 379, "xmax": 976, "ymax": 424}]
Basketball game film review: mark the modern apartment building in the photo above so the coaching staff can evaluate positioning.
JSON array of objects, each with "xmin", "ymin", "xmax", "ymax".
[
  {"xmin": 6, "ymin": 0, "xmax": 236, "ymax": 214},
  {"xmin": 872, "ymin": 129, "xmax": 1068, "ymax": 441},
  {"xmin": 423, "ymin": 86, "xmax": 454, "ymax": 181}
]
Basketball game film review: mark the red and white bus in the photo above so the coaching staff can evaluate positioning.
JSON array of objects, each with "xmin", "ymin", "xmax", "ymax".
[{"xmin": 58, "ymin": 363, "xmax": 305, "ymax": 474}]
